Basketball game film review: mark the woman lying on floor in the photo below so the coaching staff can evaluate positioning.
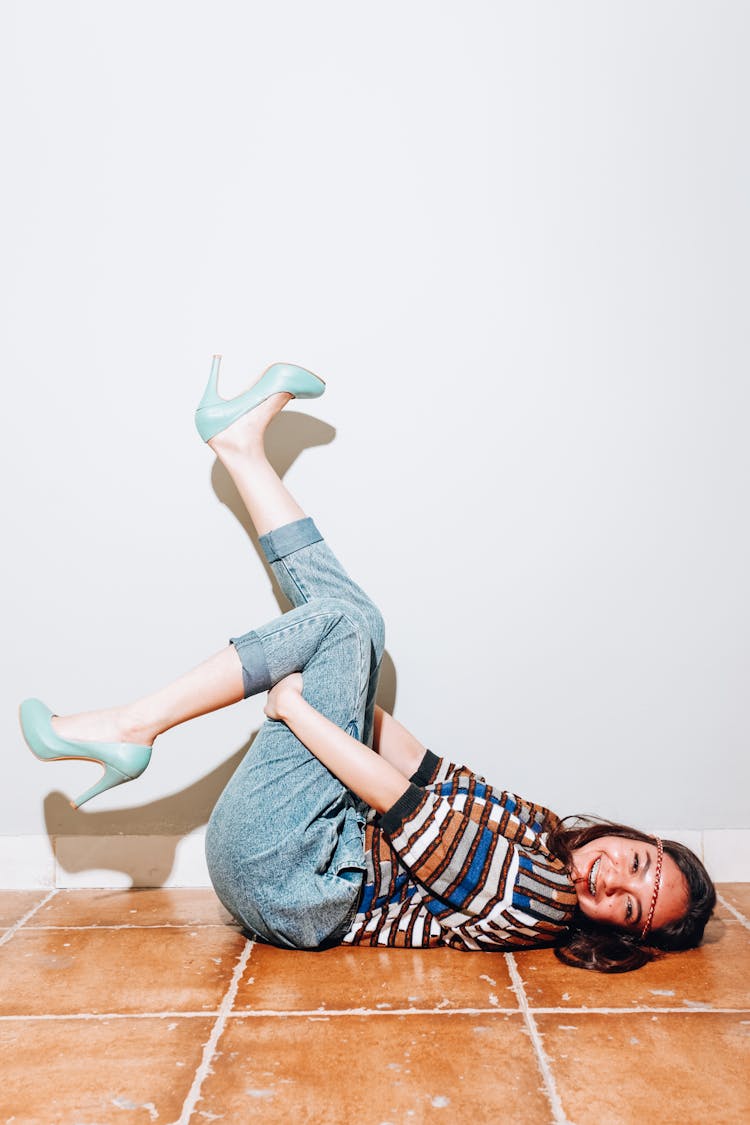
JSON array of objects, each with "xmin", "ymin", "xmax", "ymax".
[{"xmin": 20, "ymin": 357, "xmax": 716, "ymax": 973}]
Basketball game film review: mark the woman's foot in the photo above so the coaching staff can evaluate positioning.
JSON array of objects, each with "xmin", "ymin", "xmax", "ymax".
[
  {"xmin": 208, "ymin": 390, "xmax": 293, "ymax": 459},
  {"xmin": 51, "ymin": 706, "xmax": 154, "ymax": 748},
  {"xmin": 195, "ymin": 357, "xmax": 324, "ymax": 444},
  {"xmin": 21, "ymin": 699, "xmax": 154, "ymax": 808}
]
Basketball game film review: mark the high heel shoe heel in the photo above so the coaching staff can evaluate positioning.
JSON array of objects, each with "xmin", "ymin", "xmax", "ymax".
[
  {"xmin": 19, "ymin": 699, "xmax": 152, "ymax": 809},
  {"xmin": 195, "ymin": 354, "xmax": 326, "ymax": 442}
]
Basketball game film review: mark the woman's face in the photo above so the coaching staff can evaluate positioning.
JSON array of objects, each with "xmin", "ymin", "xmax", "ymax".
[{"xmin": 570, "ymin": 835, "xmax": 688, "ymax": 933}]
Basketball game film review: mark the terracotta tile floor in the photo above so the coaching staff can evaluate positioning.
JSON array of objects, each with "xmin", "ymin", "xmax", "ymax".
[{"xmin": 1, "ymin": 886, "xmax": 748, "ymax": 1124}]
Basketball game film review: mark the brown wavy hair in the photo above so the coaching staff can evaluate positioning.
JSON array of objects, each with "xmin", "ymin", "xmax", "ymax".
[{"xmin": 545, "ymin": 818, "xmax": 716, "ymax": 973}]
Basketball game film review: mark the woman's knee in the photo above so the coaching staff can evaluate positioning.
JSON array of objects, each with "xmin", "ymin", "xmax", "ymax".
[
  {"xmin": 314, "ymin": 595, "xmax": 385, "ymax": 667},
  {"xmin": 311, "ymin": 597, "xmax": 373, "ymax": 652}
]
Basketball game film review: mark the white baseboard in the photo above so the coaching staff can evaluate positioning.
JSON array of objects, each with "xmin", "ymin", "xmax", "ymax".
[
  {"xmin": 0, "ymin": 832, "xmax": 211, "ymax": 889},
  {"xmin": 0, "ymin": 829, "xmax": 748, "ymax": 889}
]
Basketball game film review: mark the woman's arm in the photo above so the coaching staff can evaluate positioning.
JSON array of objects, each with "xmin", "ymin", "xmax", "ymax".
[
  {"xmin": 372, "ymin": 705, "xmax": 428, "ymax": 779},
  {"xmin": 265, "ymin": 676, "xmax": 410, "ymax": 813}
]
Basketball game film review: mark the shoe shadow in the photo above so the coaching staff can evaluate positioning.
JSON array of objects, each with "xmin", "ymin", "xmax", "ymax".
[
  {"xmin": 43, "ymin": 735, "xmax": 254, "ymax": 887},
  {"xmin": 43, "ymin": 410, "xmax": 399, "ymax": 888},
  {"xmin": 43, "ymin": 737, "xmax": 253, "ymax": 838}
]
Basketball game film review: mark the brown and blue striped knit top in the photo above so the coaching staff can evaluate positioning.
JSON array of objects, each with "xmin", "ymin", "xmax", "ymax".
[{"xmin": 342, "ymin": 750, "xmax": 578, "ymax": 950}]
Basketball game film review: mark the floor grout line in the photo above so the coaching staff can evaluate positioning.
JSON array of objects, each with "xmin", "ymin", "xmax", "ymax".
[
  {"xmin": 1, "ymin": 1005, "xmax": 748, "ymax": 1022},
  {"xmin": 0, "ymin": 889, "xmax": 59, "ymax": 948},
  {"xmin": 21, "ymin": 923, "xmax": 242, "ymax": 931},
  {"xmin": 225, "ymin": 1005, "xmax": 750, "ymax": 1017},
  {"xmin": 172, "ymin": 938, "xmax": 254, "ymax": 1125},
  {"xmin": 717, "ymin": 893, "xmax": 750, "ymax": 932},
  {"xmin": 18, "ymin": 919, "xmax": 748, "ymax": 934},
  {"xmin": 506, "ymin": 953, "xmax": 571, "ymax": 1125}
]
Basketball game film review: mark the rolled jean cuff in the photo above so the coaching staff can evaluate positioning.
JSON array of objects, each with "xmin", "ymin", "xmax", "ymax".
[
  {"xmin": 259, "ymin": 517, "xmax": 324, "ymax": 563},
  {"xmin": 230, "ymin": 631, "xmax": 273, "ymax": 698}
]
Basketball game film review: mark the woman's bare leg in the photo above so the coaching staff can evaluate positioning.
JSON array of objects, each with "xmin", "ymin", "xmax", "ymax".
[
  {"xmin": 208, "ymin": 391, "xmax": 306, "ymax": 538},
  {"xmin": 51, "ymin": 389, "xmax": 304, "ymax": 747},
  {"xmin": 52, "ymin": 646, "xmax": 244, "ymax": 747}
]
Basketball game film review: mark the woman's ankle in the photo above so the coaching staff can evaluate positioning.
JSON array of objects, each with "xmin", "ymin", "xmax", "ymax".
[
  {"xmin": 118, "ymin": 707, "xmax": 159, "ymax": 746},
  {"xmin": 52, "ymin": 706, "xmax": 156, "ymax": 748}
]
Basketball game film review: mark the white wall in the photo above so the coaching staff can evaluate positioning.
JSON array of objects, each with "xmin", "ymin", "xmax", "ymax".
[{"xmin": 3, "ymin": 3, "xmax": 748, "ymax": 867}]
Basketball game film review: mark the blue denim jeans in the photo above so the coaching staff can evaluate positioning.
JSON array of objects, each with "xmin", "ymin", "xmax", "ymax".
[{"xmin": 204, "ymin": 517, "xmax": 385, "ymax": 949}]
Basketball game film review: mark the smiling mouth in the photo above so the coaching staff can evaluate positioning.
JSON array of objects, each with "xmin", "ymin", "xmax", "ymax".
[{"xmin": 588, "ymin": 856, "xmax": 601, "ymax": 897}]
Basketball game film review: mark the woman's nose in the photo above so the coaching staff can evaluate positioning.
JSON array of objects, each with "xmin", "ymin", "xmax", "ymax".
[
  {"xmin": 603, "ymin": 858, "xmax": 629, "ymax": 896},
  {"xmin": 602, "ymin": 863, "xmax": 622, "ymax": 896}
]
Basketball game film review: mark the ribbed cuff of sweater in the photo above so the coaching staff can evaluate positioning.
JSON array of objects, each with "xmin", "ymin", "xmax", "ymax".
[
  {"xmin": 379, "ymin": 783, "xmax": 427, "ymax": 836},
  {"xmin": 409, "ymin": 749, "xmax": 440, "ymax": 787}
]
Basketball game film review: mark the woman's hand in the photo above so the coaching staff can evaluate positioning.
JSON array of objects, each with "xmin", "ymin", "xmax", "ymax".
[
  {"xmin": 264, "ymin": 672, "xmax": 304, "ymax": 722},
  {"xmin": 263, "ymin": 679, "xmax": 410, "ymax": 813}
]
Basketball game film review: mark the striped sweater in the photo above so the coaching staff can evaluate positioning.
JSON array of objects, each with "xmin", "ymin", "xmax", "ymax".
[{"xmin": 342, "ymin": 750, "xmax": 577, "ymax": 950}]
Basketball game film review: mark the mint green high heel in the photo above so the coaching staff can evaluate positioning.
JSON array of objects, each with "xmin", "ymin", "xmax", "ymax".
[
  {"xmin": 195, "ymin": 355, "xmax": 326, "ymax": 442},
  {"xmin": 19, "ymin": 699, "xmax": 152, "ymax": 809}
]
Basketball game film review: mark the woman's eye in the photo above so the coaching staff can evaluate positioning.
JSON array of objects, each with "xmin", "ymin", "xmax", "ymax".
[
  {"xmin": 625, "ymin": 898, "xmax": 633, "ymax": 922},
  {"xmin": 631, "ymin": 853, "xmax": 640, "ymax": 874}
]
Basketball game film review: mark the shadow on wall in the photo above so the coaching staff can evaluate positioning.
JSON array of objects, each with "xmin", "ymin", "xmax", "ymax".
[{"xmin": 41, "ymin": 410, "xmax": 398, "ymax": 882}]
